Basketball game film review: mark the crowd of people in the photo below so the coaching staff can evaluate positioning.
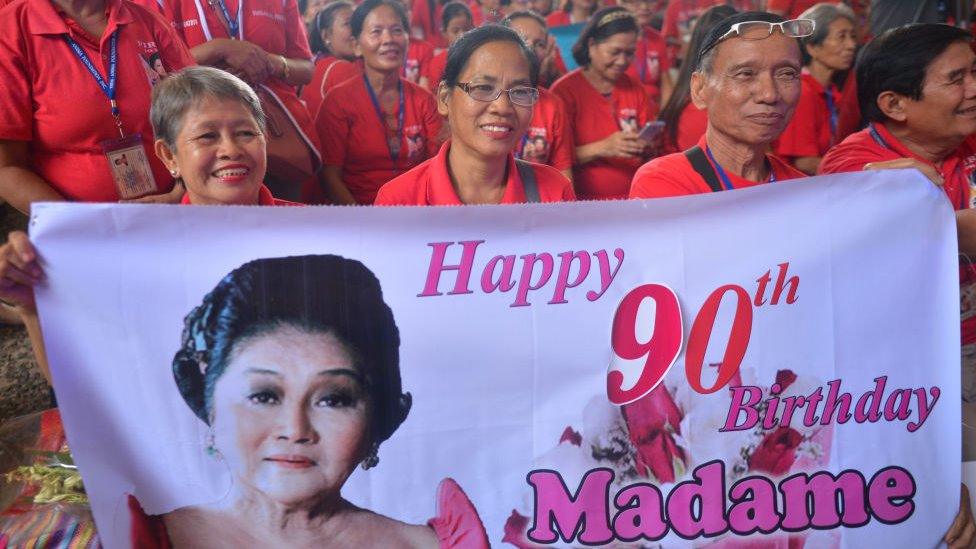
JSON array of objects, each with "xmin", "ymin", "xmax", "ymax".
[{"xmin": 2, "ymin": 0, "xmax": 976, "ymax": 544}]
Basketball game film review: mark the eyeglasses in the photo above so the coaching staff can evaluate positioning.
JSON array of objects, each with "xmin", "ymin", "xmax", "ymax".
[
  {"xmin": 456, "ymin": 82, "xmax": 539, "ymax": 107},
  {"xmin": 699, "ymin": 19, "xmax": 815, "ymax": 61}
]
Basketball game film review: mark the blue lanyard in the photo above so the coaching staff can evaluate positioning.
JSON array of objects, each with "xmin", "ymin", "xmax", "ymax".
[
  {"xmin": 363, "ymin": 74, "xmax": 405, "ymax": 166},
  {"xmin": 63, "ymin": 30, "xmax": 124, "ymax": 137},
  {"xmin": 705, "ymin": 145, "xmax": 776, "ymax": 190},
  {"xmin": 210, "ymin": 0, "xmax": 240, "ymax": 38},
  {"xmin": 637, "ymin": 37, "xmax": 647, "ymax": 84},
  {"xmin": 515, "ymin": 134, "xmax": 528, "ymax": 159},
  {"xmin": 824, "ymin": 86, "xmax": 838, "ymax": 142},
  {"xmin": 867, "ymin": 123, "xmax": 890, "ymax": 149}
]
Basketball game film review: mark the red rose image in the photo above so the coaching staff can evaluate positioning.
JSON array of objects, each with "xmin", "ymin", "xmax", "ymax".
[
  {"xmin": 774, "ymin": 370, "xmax": 798, "ymax": 393},
  {"xmin": 748, "ymin": 426, "xmax": 803, "ymax": 476},
  {"xmin": 622, "ymin": 384, "xmax": 686, "ymax": 483}
]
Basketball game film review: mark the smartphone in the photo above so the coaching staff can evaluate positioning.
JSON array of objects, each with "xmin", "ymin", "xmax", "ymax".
[{"xmin": 637, "ymin": 121, "xmax": 666, "ymax": 143}]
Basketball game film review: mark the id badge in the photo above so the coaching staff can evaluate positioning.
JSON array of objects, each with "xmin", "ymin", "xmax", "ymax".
[{"xmin": 100, "ymin": 133, "xmax": 158, "ymax": 200}]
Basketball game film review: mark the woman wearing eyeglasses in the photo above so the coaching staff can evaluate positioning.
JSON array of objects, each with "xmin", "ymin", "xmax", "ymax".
[
  {"xmin": 375, "ymin": 25, "xmax": 575, "ymax": 205},
  {"xmin": 316, "ymin": 0, "xmax": 444, "ymax": 205},
  {"xmin": 551, "ymin": 7, "xmax": 654, "ymax": 200},
  {"xmin": 630, "ymin": 12, "xmax": 809, "ymax": 199}
]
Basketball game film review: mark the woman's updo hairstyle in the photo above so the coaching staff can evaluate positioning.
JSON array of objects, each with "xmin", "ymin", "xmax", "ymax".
[
  {"xmin": 571, "ymin": 6, "xmax": 638, "ymax": 67},
  {"xmin": 351, "ymin": 0, "xmax": 410, "ymax": 38},
  {"xmin": 441, "ymin": 24, "xmax": 540, "ymax": 88},
  {"xmin": 172, "ymin": 254, "xmax": 411, "ymax": 445}
]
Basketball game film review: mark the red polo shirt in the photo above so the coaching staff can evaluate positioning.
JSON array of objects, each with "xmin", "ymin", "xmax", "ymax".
[
  {"xmin": 630, "ymin": 135, "xmax": 805, "ymax": 198},
  {"xmin": 404, "ymin": 38, "xmax": 434, "ymax": 85},
  {"xmin": 625, "ymin": 26, "xmax": 669, "ymax": 105},
  {"xmin": 179, "ymin": 184, "xmax": 301, "ymax": 205},
  {"xmin": 317, "ymin": 75, "xmax": 443, "ymax": 204},
  {"xmin": 515, "ymin": 87, "xmax": 574, "ymax": 171},
  {"xmin": 0, "ymin": 0, "xmax": 193, "ymax": 202},
  {"xmin": 411, "ymin": 0, "xmax": 446, "ymax": 49},
  {"xmin": 375, "ymin": 141, "xmax": 575, "ymax": 205},
  {"xmin": 820, "ymin": 122, "xmax": 976, "ymax": 210},
  {"xmin": 819, "ymin": 122, "xmax": 976, "ymax": 345},
  {"xmin": 551, "ymin": 68, "xmax": 653, "ymax": 200},
  {"xmin": 301, "ymin": 55, "xmax": 361, "ymax": 119},
  {"xmin": 171, "ymin": 0, "xmax": 320, "ymax": 159},
  {"xmin": 423, "ymin": 49, "xmax": 447, "ymax": 92},
  {"xmin": 775, "ymin": 72, "xmax": 840, "ymax": 161}
]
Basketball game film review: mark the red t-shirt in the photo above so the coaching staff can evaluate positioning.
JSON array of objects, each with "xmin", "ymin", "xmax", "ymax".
[
  {"xmin": 423, "ymin": 49, "xmax": 447, "ymax": 92},
  {"xmin": 515, "ymin": 87, "xmax": 574, "ymax": 171},
  {"xmin": 179, "ymin": 184, "xmax": 301, "ymax": 205},
  {"xmin": 317, "ymin": 75, "xmax": 444, "ymax": 204},
  {"xmin": 669, "ymin": 101, "xmax": 707, "ymax": 154},
  {"xmin": 776, "ymin": 72, "xmax": 840, "ymax": 161},
  {"xmin": 545, "ymin": 10, "xmax": 570, "ymax": 26},
  {"xmin": 376, "ymin": 140, "xmax": 575, "ymax": 205},
  {"xmin": 630, "ymin": 134, "xmax": 805, "ymax": 198},
  {"xmin": 819, "ymin": 122, "xmax": 976, "ymax": 211},
  {"xmin": 819, "ymin": 123, "xmax": 976, "ymax": 344},
  {"xmin": 551, "ymin": 68, "xmax": 653, "ymax": 200},
  {"xmin": 411, "ymin": 0, "xmax": 446, "ymax": 49},
  {"xmin": 625, "ymin": 26, "xmax": 670, "ymax": 105},
  {"xmin": 404, "ymin": 38, "xmax": 434, "ymax": 84},
  {"xmin": 765, "ymin": 0, "xmax": 836, "ymax": 18},
  {"xmin": 0, "ymin": 0, "xmax": 194, "ymax": 202},
  {"xmin": 171, "ymin": 0, "xmax": 321, "ymax": 159},
  {"xmin": 301, "ymin": 55, "xmax": 361, "ymax": 119}
]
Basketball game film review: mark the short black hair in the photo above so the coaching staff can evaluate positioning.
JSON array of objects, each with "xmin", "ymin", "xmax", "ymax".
[
  {"xmin": 697, "ymin": 11, "xmax": 787, "ymax": 72},
  {"xmin": 857, "ymin": 23, "xmax": 973, "ymax": 124},
  {"xmin": 442, "ymin": 24, "xmax": 540, "ymax": 87},
  {"xmin": 351, "ymin": 0, "xmax": 409, "ymax": 38},
  {"xmin": 172, "ymin": 255, "xmax": 411, "ymax": 446},
  {"xmin": 441, "ymin": 1, "xmax": 472, "ymax": 31},
  {"xmin": 571, "ymin": 7, "xmax": 638, "ymax": 68},
  {"xmin": 310, "ymin": 1, "xmax": 353, "ymax": 55}
]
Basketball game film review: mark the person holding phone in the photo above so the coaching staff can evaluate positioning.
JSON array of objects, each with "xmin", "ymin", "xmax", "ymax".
[{"xmin": 551, "ymin": 7, "xmax": 655, "ymax": 200}]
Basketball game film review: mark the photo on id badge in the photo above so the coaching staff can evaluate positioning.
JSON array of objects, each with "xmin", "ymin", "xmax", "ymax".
[{"xmin": 101, "ymin": 135, "xmax": 159, "ymax": 200}]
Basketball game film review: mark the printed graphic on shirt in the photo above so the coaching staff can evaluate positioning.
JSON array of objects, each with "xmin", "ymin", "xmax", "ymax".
[
  {"xmin": 517, "ymin": 127, "xmax": 550, "ymax": 164},
  {"xmin": 405, "ymin": 124, "xmax": 426, "ymax": 163},
  {"xmin": 642, "ymin": 53, "xmax": 661, "ymax": 83},
  {"xmin": 404, "ymin": 58, "xmax": 421, "ymax": 83},
  {"xmin": 618, "ymin": 108, "xmax": 639, "ymax": 133},
  {"xmin": 140, "ymin": 51, "xmax": 168, "ymax": 87},
  {"xmin": 964, "ymin": 153, "xmax": 976, "ymax": 209}
]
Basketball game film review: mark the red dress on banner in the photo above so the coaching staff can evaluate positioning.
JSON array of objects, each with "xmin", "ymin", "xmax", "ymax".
[
  {"xmin": 375, "ymin": 140, "xmax": 576, "ymax": 205},
  {"xmin": 301, "ymin": 55, "xmax": 361, "ymax": 119},
  {"xmin": 551, "ymin": 68, "xmax": 653, "ymax": 200},
  {"xmin": 171, "ymin": 0, "xmax": 322, "ymax": 164},
  {"xmin": 0, "ymin": 0, "xmax": 194, "ymax": 202},
  {"xmin": 128, "ymin": 478, "xmax": 489, "ymax": 547},
  {"xmin": 630, "ymin": 135, "xmax": 805, "ymax": 198}
]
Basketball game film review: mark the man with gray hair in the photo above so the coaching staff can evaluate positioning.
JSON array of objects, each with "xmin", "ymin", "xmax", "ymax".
[{"xmin": 630, "ymin": 11, "xmax": 808, "ymax": 198}]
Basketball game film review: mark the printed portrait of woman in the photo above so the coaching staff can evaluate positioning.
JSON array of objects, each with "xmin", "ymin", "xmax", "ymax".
[{"xmin": 128, "ymin": 254, "xmax": 489, "ymax": 548}]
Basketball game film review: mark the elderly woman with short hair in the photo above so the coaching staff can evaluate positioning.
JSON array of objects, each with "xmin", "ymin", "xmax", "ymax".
[
  {"xmin": 0, "ymin": 66, "xmax": 293, "ymax": 383},
  {"xmin": 775, "ymin": 2, "xmax": 857, "ymax": 174}
]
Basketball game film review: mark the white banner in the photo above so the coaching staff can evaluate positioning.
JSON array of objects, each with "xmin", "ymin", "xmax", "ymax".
[{"xmin": 32, "ymin": 169, "xmax": 961, "ymax": 548}]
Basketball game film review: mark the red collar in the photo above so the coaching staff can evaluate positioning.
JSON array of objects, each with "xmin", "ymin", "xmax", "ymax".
[
  {"xmin": 425, "ymin": 141, "xmax": 527, "ymax": 205},
  {"xmin": 180, "ymin": 185, "xmax": 278, "ymax": 205}
]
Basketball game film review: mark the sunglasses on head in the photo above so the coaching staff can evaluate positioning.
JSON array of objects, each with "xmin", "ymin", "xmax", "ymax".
[{"xmin": 699, "ymin": 19, "xmax": 815, "ymax": 64}]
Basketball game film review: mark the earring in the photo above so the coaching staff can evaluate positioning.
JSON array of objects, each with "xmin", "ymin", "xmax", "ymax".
[
  {"xmin": 360, "ymin": 443, "xmax": 379, "ymax": 470},
  {"xmin": 169, "ymin": 169, "xmax": 178, "ymax": 177},
  {"xmin": 206, "ymin": 431, "xmax": 221, "ymax": 460}
]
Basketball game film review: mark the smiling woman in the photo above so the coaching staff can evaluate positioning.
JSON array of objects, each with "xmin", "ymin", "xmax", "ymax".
[{"xmin": 127, "ymin": 254, "xmax": 489, "ymax": 547}]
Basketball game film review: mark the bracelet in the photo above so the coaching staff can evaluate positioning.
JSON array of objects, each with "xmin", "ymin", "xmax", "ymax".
[{"xmin": 279, "ymin": 55, "xmax": 289, "ymax": 81}]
